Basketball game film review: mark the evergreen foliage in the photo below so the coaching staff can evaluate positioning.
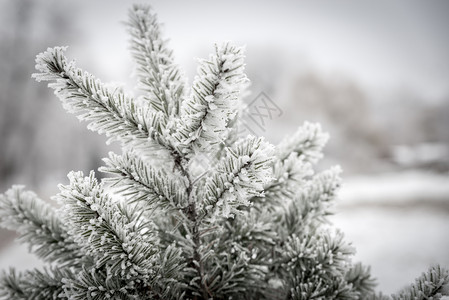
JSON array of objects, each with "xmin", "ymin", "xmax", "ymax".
[{"xmin": 0, "ymin": 4, "xmax": 448, "ymax": 300}]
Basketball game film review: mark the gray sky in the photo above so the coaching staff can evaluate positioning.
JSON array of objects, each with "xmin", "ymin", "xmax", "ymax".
[
  {"xmin": 62, "ymin": 0, "xmax": 449, "ymax": 101},
  {"xmin": 1, "ymin": 0, "xmax": 448, "ymax": 100}
]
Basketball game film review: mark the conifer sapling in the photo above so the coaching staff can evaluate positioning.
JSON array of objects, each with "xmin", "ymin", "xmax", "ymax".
[{"xmin": 0, "ymin": 4, "xmax": 448, "ymax": 300}]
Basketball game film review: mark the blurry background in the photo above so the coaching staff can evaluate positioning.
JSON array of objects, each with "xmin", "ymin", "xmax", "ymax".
[{"xmin": 0, "ymin": 0, "xmax": 448, "ymax": 294}]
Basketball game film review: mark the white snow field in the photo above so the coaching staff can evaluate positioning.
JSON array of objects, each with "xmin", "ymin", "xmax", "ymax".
[{"xmin": 331, "ymin": 171, "xmax": 449, "ymax": 294}]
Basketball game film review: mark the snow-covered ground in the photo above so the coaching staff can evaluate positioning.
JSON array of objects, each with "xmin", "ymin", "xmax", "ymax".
[
  {"xmin": 0, "ymin": 171, "xmax": 448, "ymax": 295},
  {"xmin": 333, "ymin": 207, "xmax": 449, "ymax": 294},
  {"xmin": 338, "ymin": 171, "xmax": 449, "ymax": 207},
  {"xmin": 331, "ymin": 171, "xmax": 449, "ymax": 294}
]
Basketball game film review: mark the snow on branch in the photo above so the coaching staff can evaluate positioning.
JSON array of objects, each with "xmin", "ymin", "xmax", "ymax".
[
  {"xmin": 100, "ymin": 151, "xmax": 188, "ymax": 211},
  {"xmin": 251, "ymin": 155, "xmax": 314, "ymax": 208},
  {"xmin": 207, "ymin": 215, "xmax": 278, "ymax": 297},
  {"xmin": 128, "ymin": 4, "xmax": 185, "ymax": 117},
  {"xmin": 56, "ymin": 171, "xmax": 159, "ymax": 283},
  {"xmin": 200, "ymin": 136, "xmax": 274, "ymax": 220},
  {"xmin": 63, "ymin": 245, "xmax": 187, "ymax": 300},
  {"xmin": 62, "ymin": 267, "xmax": 132, "ymax": 300},
  {"xmin": 282, "ymin": 230, "xmax": 358, "ymax": 299},
  {"xmin": 128, "ymin": 5, "xmax": 184, "ymax": 116},
  {"xmin": 304, "ymin": 165, "xmax": 342, "ymax": 205},
  {"xmin": 281, "ymin": 166, "xmax": 342, "ymax": 237},
  {"xmin": 250, "ymin": 122, "xmax": 328, "ymax": 208},
  {"xmin": 392, "ymin": 265, "xmax": 449, "ymax": 300},
  {"xmin": 0, "ymin": 186, "xmax": 84, "ymax": 267},
  {"xmin": 277, "ymin": 122, "xmax": 329, "ymax": 164},
  {"xmin": 32, "ymin": 47, "xmax": 174, "ymax": 159},
  {"xmin": 191, "ymin": 246, "xmax": 267, "ymax": 299},
  {"xmin": 172, "ymin": 43, "xmax": 248, "ymax": 154},
  {"xmin": 345, "ymin": 263, "xmax": 377, "ymax": 298},
  {"xmin": 281, "ymin": 231, "xmax": 355, "ymax": 278},
  {"xmin": 0, "ymin": 268, "xmax": 73, "ymax": 300}
]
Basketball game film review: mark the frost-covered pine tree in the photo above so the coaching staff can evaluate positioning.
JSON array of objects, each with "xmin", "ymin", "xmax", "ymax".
[{"xmin": 0, "ymin": 4, "xmax": 448, "ymax": 300}]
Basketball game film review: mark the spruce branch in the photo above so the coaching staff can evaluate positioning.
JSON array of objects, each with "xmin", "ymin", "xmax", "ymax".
[
  {"xmin": 172, "ymin": 42, "xmax": 248, "ymax": 154},
  {"xmin": 32, "ymin": 47, "xmax": 177, "ymax": 161},
  {"xmin": 149, "ymin": 244, "xmax": 188, "ymax": 299},
  {"xmin": 206, "ymin": 215, "xmax": 279, "ymax": 297},
  {"xmin": 128, "ymin": 4, "xmax": 186, "ymax": 117},
  {"xmin": 62, "ymin": 245, "xmax": 187, "ymax": 300},
  {"xmin": 251, "ymin": 154, "xmax": 314, "ymax": 208},
  {"xmin": 391, "ymin": 265, "xmax": 449, "ymax": 300},
  {"xmin": 62, "ymin": 267, "xmax": 133, "ymax": 300},
  {"xmin": 368, "ymin": 293, "xmax": 392, "ymax": 300},
  {"xmin": 345, "ymin": 262, "xmax": 377, "ymax": 298},
  {"xmin": 221, "ymin": 213, "xmax": 277, "ymax": 252},
  {"xmin": 250, "ymin": 122, "xmax": 328, "ymax": 208},
  {"xmin": 194, "ymin": 249, "xmax": 268, "ymax": 299},
  {"xmin": 288, "ymin": 275, "xmax": 358, "ymax": 300},
  {"xmin": 281, "ymin": 231, "xmax": 356, "ymax": 300},
  {"xmin": 0, "ymin": 186, "xmax": 84, "ymax": 266},
  {"xmin": 183, "ymin": 136, "xmax": 275, "ymax": 298},
  {"xmin": 0, "ymin": 268, "xmax": 26, "ymax": 300},
  {"xmin": 200, "ymin": 136, "xmax": 275, "ymax": 220},
  {"xmin": 281, "ymin": 230, "xmax": 355, "ymax": 279},
  {"xmin": 280, "ymin": 166, "xmax": 342, "ymax": 238},
  {"xmin": 0, "ymin": 267, "xmax": 73, "ymax": 300},
  {"xmin": 101, "ymin": 151, "xmax": 188, "ymax": 211},
  {"xmin": 277, "ymin": 122, "xmax": 329, "ymax": 164},
  {"xmin": 56, "ymin": 171, "xmax": 159, "ymax": 283}
]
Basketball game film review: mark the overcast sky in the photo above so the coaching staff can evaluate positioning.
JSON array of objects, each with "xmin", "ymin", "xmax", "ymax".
[
  {"xmin": 61, "ymin": 0, "xmax": 449, "ymax": 101},
  {"xmin": 2, "ymin": 0, "xmax": 449, "ymax": 100}
]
